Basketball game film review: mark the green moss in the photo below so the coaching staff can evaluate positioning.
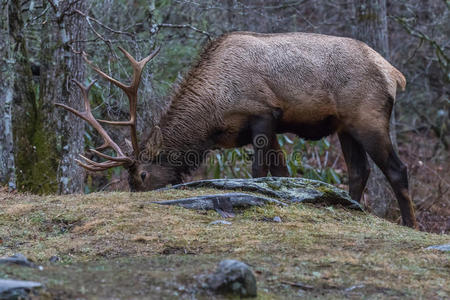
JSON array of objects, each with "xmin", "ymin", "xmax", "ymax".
[
  {"xmin": 316, "ymin": 185, "xmax": 340, "ymax": 198},
  {"xmin": 358, "ymin": 12, "xmax": 379, "ymax": 22},
  {"xmin": 265, "ymin": 181, "xmax": 283, "ymax": 190},
  {"xmin": 15, "ymin": 108, "xmax": 58, "ymax": 194}
]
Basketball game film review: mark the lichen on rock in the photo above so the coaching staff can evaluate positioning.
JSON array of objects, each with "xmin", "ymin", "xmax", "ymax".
[{"xmin": 162, "ymin": 177, "xmax": 362, "ymax": 210}]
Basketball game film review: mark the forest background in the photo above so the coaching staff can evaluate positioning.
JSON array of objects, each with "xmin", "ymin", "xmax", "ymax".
[{"xmin": 0, "ymin": 0, "xmax": 448, "ymax": 233}]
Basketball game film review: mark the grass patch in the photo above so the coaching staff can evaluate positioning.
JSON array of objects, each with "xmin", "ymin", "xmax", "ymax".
[{"xmin": 0, "ymin": 190, "xmax": 448, "ymax": 299}]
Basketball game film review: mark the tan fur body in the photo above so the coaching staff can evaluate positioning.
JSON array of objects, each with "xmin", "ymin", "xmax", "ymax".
[{"xmin": 157, "ymin": 32, "xmax": 405, "ymax": 152}]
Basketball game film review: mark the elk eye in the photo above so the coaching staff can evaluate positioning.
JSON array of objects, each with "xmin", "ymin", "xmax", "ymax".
[{"xmin": 140, "ymin": 172, "xmax": 147, "ymax": 181}]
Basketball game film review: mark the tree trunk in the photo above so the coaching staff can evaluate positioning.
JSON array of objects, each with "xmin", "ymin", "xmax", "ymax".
[
  {"xmin": 8, "ymin": 0, "xmax": 46, "ymax": 193},
  {"xmin": 0, "ymin": 3, "xmax": 16, "ymax": 190},
  {"xmin": 40, "ymin": 0, "xmax": 87, "ymax": 194},
  {"xmin": 352, "ymin": 0, "xmax": 397, "ymax": 217},
  {"xmin": 7, "ymin": 0, "xmax": 87, "ymax": 194},
  {"xmin": 0, "ymin": 73, "xmax": 15, "ymax": 190},
  {"xmin": 353, "ymin": 0, "xmax": 390, "ymax": 57}
]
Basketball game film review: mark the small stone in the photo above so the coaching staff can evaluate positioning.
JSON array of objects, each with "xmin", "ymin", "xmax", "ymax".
[
  {"xmin": 209, "ymin": 220, "xmax": 232, "ymax": 226},
  {"xmin": 345, "ymin": 284, "xmax": 365, "ymax": 292},
  {"xmin": 208, "ymin": 259, "xmax": 257, "ymax": 297},
  {"xmin": 0, "ymin": 279, "xmax": 42, "ymax": 299},
  {"xmin": 49, "ymin": 255, "xmax": 61, "ymax": 263},
  {"xmin": 426, "ymin": 244, "xmax": 450, "ymax": 252},
  {"xmin": 273, "ymin": 216, "xmax": 282, "ymax": 223}
]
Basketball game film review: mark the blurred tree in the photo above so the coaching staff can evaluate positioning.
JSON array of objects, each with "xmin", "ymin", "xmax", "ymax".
[
  {"xmin": 0, "ymin": 0, "xmax": 447, "ymax": 225},
  {"xmin": 3, "ymin": 0, "xmax": 87, "ymax": 194},
  {"xmin": 8, "ymin": 0, "xmax": 40, "ymax": 192},
  {"xmin": 0, "ymin": 0, "xmax": 16, "ymax": 190}
]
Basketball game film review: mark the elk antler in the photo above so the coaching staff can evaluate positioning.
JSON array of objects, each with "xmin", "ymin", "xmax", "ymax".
[
  {"xmin": 84, "ymin": 46, "xmax": 160, "ymax": 159},
  {"xmin": 56, "ymin": 79, "xmax": 132, "ymax": 171},
  {"xmin": 55, "ymin": 46, "xmax": 160, "ymax": 172}
]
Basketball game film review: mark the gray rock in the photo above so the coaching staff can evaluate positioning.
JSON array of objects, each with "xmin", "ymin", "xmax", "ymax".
[
  {"xmin": 426, "ymin": 244, "xmax": 450, "ymax": 252},
  {"xmin": 273, "ymin": 216, "xmax": 282, "ymax": 223},
  {"xmin": 164, "ymin": 177, "xmax": 361, "ymax": 210},
  {"xmin": 154, "ymin": 192, "xmax": 286, "ymax": 210},
  {"xmin": 207, "ymin": 259, "xmax": 257, "ymax": 297},
  {"xmin": 0, "ymin": 279, "xmax": 42, "ymax": 299},
  {"xmin": 0, "ymin": 253, "xmax": 37, "ymax": 268}
]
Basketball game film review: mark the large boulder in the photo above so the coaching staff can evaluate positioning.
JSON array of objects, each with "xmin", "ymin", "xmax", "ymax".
[
  {"xmin": 157, "ymin": 177, "xmax": 361, "ymax": 212},
  {"xmin": 207, "ymin": 259, "xmax": 257, "ymax": 297}
]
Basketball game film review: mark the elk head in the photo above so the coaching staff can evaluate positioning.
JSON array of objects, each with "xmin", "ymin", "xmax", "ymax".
[{"xmin": 56, "ymin": 46, "xmax": 174, "ymax": 191}]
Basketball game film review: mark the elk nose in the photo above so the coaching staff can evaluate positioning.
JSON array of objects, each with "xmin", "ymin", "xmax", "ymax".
[{"xmin": 140, "ymin": 172, "xmax": 147, "ymax": 182}]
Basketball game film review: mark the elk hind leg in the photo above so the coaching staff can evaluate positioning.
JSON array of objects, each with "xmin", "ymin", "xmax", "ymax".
[{"xmin": 351, "ymin": 127, "xmax": 417, "ymax": 228}]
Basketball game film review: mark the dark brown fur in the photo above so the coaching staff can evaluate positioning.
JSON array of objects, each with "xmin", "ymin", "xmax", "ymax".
[{"xmin": 129, "ymin": 31, "xmax": 416, "ymax": 228}]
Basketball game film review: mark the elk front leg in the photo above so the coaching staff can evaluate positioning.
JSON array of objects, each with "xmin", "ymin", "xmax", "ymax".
[
  {"xmin": 250, "ymin": 114, "xmax": 288, "ymax": 177},
  {"xmin": 269, "ymin": 135, "xmax": 290, "ymax": 177},
  {"xmin": 338, "ymin": 132, "xmax": 370, "ymax": 202}
]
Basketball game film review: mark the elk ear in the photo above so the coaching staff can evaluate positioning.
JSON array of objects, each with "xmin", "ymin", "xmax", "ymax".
[{"xmin": 146, "ymin": 126, "xmax": 163, "ymax": 156}]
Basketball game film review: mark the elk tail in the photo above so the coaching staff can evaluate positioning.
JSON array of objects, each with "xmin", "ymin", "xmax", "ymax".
[{"xmin": 391, "ymin": 67, "xmax": 406, "ymax": 92}]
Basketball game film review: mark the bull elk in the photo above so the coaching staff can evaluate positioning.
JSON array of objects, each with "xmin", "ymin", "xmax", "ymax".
[{"xmin": 56, "ymin": 32, "xmax": 417, "ymax": 228}]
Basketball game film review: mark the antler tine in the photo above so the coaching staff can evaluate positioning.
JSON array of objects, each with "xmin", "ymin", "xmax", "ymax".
[
  {"xmin": 72, "ymin": 79, "xmax": 96, "ymax": 112},
  {"xmin": 118, "ymin": 46, "xmax": 161, "ymax": 93},
  {"xmin": 75, "ymin": 158, "xmax": 122, "ymax": 172},
  {"xmin": 83, "ymin": 54, "xmax": 128, "ymax": 91},
  {"xmin": 55, "ymin": 80, "xmax": 94, "ymax": 123},
  {"xmin": 78, "ymin": 155, "xmax": 124, "ymax": 168},
  {"xmin": 85, "ymin": 46, "xmax": 160, "ymax": 159},
  {"xmin": 75, "ymin": 160, "xmax": 106, "ymax": 172},
  {"xmin": 89, "ymin": 149, "xmax": 131, "ymax": 162}
]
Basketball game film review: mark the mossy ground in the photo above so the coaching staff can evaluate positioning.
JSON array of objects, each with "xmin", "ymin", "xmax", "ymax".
[{"xmin": 0, "ymin": 189, "xmax": 448, "ymax": 299}]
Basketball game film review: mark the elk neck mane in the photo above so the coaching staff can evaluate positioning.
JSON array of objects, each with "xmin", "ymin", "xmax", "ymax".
[{"xmin": 143, "ymin": 34, "xmax": 231, "ymax": 171}]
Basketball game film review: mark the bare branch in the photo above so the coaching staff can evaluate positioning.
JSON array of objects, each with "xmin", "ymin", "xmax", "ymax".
[
  {"xmin": 74, "ymin": 9, "xmax": 133, "ymax": 37},
  {"xmin": 152, "ymin": 23, "xmax": 211, "ymax": 40}
]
